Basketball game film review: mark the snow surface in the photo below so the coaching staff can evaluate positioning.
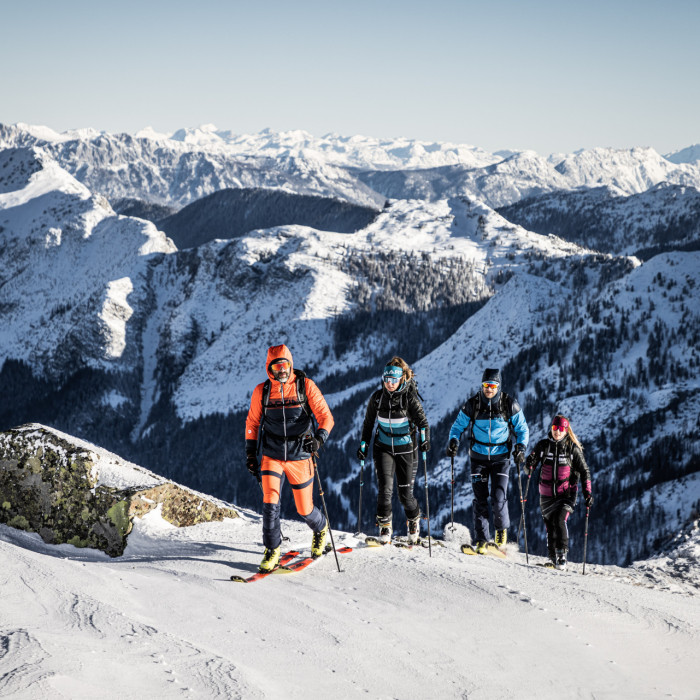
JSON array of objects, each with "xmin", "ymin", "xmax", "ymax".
[
  {"xmin": 1, "ymin": 429, "xmax": 699, "ymax": 698},
  {"xmin": 2, "ymin": 494, "xmax": 699, "ymax": 699}
]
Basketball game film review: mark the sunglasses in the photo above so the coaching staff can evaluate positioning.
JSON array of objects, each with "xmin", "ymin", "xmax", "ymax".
[
  {"xmin": 383, "ymin": 376, "xmax": 401, "ymax": 384},
  {"xmin": 552, "ymin": 425, "xmax": 568, "ymax": 432},
  {"xmin": 482, "ymin": 382, "xmax": 499, "ymax": 390}
]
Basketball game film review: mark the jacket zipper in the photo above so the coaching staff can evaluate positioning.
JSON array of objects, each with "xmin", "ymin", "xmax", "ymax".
[
  {"xmin": 280, "ymin": 380, "xmax": 287, "ymax": 461},
  {"xmin": 487, "ymin": 402, "xmax": 493, "ymax": 462},
  {"xmin": 388, "ymin": 392, "xmax": 395, "ymax": 454}
]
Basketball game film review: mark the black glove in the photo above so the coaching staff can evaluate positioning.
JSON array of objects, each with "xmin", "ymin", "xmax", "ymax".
[
  {"xmin": 246, "ymin": 455, "xmax": 260, "ymax": 478},
  {"xmin": 584, "ymin": 494, "xmax": 593, "ymax": 507},
  {"xmin": 446, "ymin": 438, "xmax": 459, "ymax": 457},
  {"xmin": 303, "ymin": 432, "xmax": 323, "ymax": 454},
  {"xmin": 513, "ymin": 443, "xmax": 525, "ymax": 464},
  {"xmin": 357, "ymin": 444, "xmax": 367, "ymax": 461},
  {"xmin": 420, "ymin": 439, "xmax": 430, "ymax": 452},
  {"xmin": 523, "ymin": 454, "xmax": 536, "ymax": 477}
]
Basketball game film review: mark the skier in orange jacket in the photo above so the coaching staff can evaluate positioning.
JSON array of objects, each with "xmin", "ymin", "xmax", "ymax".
[{"xmin": 245, "ymin": 344, "xmax": 334, "ymax": 572}]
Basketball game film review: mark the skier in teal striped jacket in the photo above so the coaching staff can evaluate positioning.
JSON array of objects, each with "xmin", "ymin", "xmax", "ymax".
[
  {"xmin": 358, "ymin": 357, "xmax": 430, "ymax": 544},
  {"xmin": 446, "ymin": 368, "xmax": 529, "ymax": 552}
]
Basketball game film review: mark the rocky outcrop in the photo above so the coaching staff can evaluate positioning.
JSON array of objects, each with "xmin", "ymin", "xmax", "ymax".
[
  {"xmin": 0, "ymin": 425, "xmax": 238, "ymax": 557},
  {"xmin": 128, "ymin": 483, "xmax": 239, "ymax": 527}
]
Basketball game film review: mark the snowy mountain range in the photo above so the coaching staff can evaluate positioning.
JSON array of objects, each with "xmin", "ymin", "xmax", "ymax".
[{"xmin": 1, "ymin": 122, "xmax": 699, "ymax": 570}]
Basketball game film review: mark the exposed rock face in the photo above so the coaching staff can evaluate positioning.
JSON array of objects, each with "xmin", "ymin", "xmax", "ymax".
[
  {"xmin": 129, "ymin": 483, "xmax": 238, "ymax": 526},
  {"xmin": 0, "ymin": 425, "xmax": 238, "ymax": 557}
]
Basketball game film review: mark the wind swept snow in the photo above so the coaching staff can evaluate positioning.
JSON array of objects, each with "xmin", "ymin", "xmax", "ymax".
[{"xmin": 1, "ymin": 498, "xmax": 699, "ymax": 698}]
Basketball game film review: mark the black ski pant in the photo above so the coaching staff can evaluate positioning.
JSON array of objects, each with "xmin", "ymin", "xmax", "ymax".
[
  {"xmin": 471, "ymin": 458, "xmax": 510, "ymax": 542},
  {"xmin": 374, "ymin": 446, "xmax": 420, "ymax": 524},
  {"xmin": 540, "ymin": 497, "xmax": 573, "ymax": 559}
]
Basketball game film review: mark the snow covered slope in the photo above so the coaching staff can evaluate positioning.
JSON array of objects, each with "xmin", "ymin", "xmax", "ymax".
[
  {"xmin": 4, "ymin": 123, "xmax": 700, "ymax": 211},
  {"xmin": 1, "ymin": 125, "xmax": 699, "ymax": 570},
  {"xmin": 497, "ymin": 182, "xmax": 700, "ymax": 256},
  {"xmin": 1, "ymin": 435, "xmax": 698, "ymax": 699},
  {"xmin": 0, "ymin": 124, "xmax": 386, "ymax": 210},
  {"xmin": 0, "ymin": 147, "xmax": 175, "ymax": 379},
  {"xmin": 665, "ymin": 143, "xmax": 700, "ymax": 165}
]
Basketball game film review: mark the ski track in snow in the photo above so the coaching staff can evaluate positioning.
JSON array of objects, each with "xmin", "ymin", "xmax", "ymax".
[{"xmin": 2, "ymin": 513, "xmax": 700, "ymax": 700}]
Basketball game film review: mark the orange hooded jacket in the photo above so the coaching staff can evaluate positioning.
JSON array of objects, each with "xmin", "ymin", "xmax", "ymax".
[{"xmin": 245, "ymin": 345, "xmax": 334, "ymax": 461}]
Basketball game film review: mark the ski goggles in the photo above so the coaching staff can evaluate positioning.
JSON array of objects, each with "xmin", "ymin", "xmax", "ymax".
[
  {"xmin": 482, "ymin": 382, "xmax": 499, "ymax": 390},
  {"xmin": 270, "ymin": 359, "xmax": 290, "ymax": 372},
  {"xmin": 552, "ymin": 419, "xmax": 569, "ymax": 432},
  {"xmin": 383, "ymin": 365, "xmax": 403, "ymax": 383}
]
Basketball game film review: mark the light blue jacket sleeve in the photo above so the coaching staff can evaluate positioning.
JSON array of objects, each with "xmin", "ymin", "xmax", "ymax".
[
  {"xmin": 510, "ymin": 409, "xmax": 529, "ymax": 448},
  {"xmin": 449, "ymin": 409, "xmax": 471, "ymax": 442}
]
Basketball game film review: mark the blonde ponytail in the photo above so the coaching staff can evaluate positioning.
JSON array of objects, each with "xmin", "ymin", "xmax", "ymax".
[{"xmin": 553, "ymin": 413, "xmax": 583, "ymax": 450}]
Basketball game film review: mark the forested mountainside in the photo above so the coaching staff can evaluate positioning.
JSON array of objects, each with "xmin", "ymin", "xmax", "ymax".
[
  {"xmin": 497, "ymin": 183, "xmax": 700, "ymax": 259},
  {"xmin": 156, "ymin": 188, "xmax": 382, "ymax": 249},
  {"xmin": 1, "ymin": 124, "xmax": 699, "ymax": 566}
]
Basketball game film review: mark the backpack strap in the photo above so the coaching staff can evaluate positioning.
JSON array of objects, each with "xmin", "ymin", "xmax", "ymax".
[
  {"xmin": 468, "ymin": 393, "xmax": 515, "ymax": 452},
  {"xmin": 468, "ymin": 394, "xmax": 479, "ymax": 448},
  {"xmin": 261, "ymin": 370, "xmax": 309, "ymax": 416},
  {"xmin": 293, "ymin": 369, "xmax": 310, "ymax": 417},
  {"xmin": 258, "ymin": 369, "xmax": 311, "ymax": 455}
]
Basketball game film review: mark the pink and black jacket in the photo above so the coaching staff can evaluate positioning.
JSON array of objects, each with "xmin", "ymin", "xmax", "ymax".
[{"xmin": 526, "ymin": 434, "xmax": 592, "ymax": 506}]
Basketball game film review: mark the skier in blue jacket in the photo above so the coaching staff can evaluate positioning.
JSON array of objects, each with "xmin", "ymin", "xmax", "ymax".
[{"xmin": 446, "ymin": 368, "xmax": 529, "ymax": 553}]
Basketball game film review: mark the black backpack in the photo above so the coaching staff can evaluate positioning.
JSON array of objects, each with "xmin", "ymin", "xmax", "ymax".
[{"xmin": 373, "ymin": 377, "xmax": 424, "ymax": 411}]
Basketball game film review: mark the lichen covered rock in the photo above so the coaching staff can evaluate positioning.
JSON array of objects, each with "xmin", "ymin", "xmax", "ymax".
[
  {"xmin": 0, "ymin": 424, "xmax": 239, "ymax": 557},
  {"xmin": 0, "ymin": 425, "xmax": 132, "ymax": 556}
]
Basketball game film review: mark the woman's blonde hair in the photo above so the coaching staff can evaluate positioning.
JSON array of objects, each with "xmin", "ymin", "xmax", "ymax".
[
  {"xmin": 386, "ymin": 356, "xmax": 414, "ymax": 383},
  {"xmin": 552, "ymin": 414, "xmax": 583, "ymax": 450}
]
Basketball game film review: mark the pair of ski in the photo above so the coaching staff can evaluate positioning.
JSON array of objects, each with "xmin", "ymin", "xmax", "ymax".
[
  {"xmin": 230, "ymin": 544, "xmax": 352, "ymax": 583},
  {"xmin": 460, "ymin": 542, "xmax": 507, "ymax": 559},
  {"xmin": 364, "ymin": 535, "xmax": 445, "ymax": 550},
  {"xmin": 365, "ymin": 535, "xmax": 414, "ymax": 549}
]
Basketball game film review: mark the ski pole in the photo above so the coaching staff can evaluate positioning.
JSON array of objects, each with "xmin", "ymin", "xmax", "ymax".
[
  {"xmin": 312, "ymin": 453, "xmax": 342, "ymax": 573},
  {"xmin": 357, "ymin": 441, "xmax": 366, "ymax": 535},
  {"xmin": 516, "ymin": 460, "xmax": 529, "ymax": 564},
  {"xmin": 582, "ymin": 505, "xmax": 590, "ymax": 575},
  {"xmin": 421, "ymin": 428, "xmax": 432, "ymax": 558},
  {"xmin": 450, "ymin": 455, "xmax": 455, "ymax": 532},
  {"xmin": 517, "ymin": 473, "xmax": 531, "ymax": 544}
]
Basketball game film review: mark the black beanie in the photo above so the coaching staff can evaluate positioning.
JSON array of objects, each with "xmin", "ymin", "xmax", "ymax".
[{"xmin": 482, "ymin": 368, "xmax": 502, "ymax": 385}]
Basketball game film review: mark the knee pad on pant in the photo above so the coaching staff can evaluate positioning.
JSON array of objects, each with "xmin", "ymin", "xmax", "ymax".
[
  {"xmin": 301, "ymin": 506, "xmax": 326, "ymax": 533},
  {"xmin": 262, "ymin": 501, "xmax": 282, "ymax": 549}
]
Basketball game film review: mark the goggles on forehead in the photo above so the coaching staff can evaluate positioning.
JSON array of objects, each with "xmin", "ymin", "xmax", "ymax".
[
  {"xmin": 482, "ymin": 382, "xmax": 499, "ymax": 390},
  {"xmin": 383, "ymin": 365, "xmax": 403, "ymax": 380}
]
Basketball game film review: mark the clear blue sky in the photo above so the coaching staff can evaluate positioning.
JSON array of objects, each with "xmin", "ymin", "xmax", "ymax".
[{"xmin": 2, "ymin": 0, "xmax": 698, "ymax": 155}]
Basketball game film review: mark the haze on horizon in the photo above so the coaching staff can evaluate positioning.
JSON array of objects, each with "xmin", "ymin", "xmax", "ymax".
[{"xmin": 1, "ymin": 0, "xmax": 698, "ymax": 156}]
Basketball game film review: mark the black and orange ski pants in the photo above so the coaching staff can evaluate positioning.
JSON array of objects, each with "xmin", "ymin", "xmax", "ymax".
[{"xmin": 261, "ymin": 455, "xmax": 325, "ymax": 549}]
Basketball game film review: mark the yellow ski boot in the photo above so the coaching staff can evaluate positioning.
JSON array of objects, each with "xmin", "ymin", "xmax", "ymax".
[
  {"xmin": 311, "ymin": 522, "xmax": 329, "ymax": 557},
  {"xmin": 258, "ymin": 546, "xmax": 281, "ymax": 573}
]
